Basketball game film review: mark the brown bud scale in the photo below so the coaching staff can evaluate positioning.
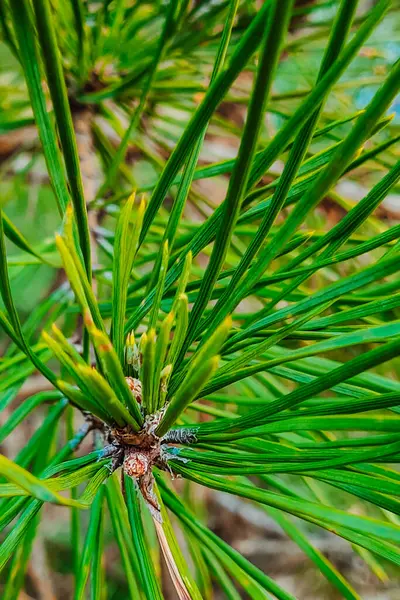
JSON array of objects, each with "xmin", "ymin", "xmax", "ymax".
[
  {"xmin": 123, "ymin": 449, "xmax": 149, "ymax": 477},
  {"xmin": 125, "ymin": 377, "xmax": 142, "ymax": 404}
]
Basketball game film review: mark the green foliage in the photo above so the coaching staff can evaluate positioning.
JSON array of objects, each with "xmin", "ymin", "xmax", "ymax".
[{"xmin": 0, "ymin": 0, "xmax": 400, "ymax": 598}]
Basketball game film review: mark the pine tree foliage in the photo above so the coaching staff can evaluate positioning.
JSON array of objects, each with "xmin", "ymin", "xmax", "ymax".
[{"xmin": 0, "ymin": 0, "xmax": 400, "ymax": 597}]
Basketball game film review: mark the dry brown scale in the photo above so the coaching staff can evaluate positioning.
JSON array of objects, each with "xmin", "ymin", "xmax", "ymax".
[{"xmin": 100, "ymin": 405, "xmax": 169, "ymax": 517}]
